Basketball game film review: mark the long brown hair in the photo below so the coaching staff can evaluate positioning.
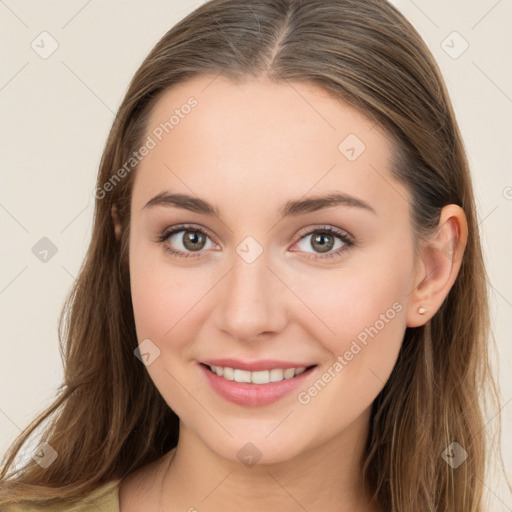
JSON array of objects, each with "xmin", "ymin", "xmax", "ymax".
[{"xmin": 0, "ymin": 0, "xmax": 501, "ymax": 509}]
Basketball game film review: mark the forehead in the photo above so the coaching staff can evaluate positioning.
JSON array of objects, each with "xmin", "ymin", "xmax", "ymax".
[{"xmin": 131, "ymin": 74, "xmax": 406, "ymax": 221}]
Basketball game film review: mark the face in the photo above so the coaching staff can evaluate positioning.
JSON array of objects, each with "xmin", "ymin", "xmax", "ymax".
[{"xmin": 127, "ymin": 74, "xmax": 418, "ymax": 464}]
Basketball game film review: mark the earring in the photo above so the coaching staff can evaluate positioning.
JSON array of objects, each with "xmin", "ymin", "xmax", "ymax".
[{"xmin": 418, "ymin": 306, "xmax": 426, "ymax": 315}]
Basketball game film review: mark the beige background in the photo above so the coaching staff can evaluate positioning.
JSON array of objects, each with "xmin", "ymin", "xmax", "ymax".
[{"xmin": 1, "ymin": 0, "xmax": 510, "ymax": 508}]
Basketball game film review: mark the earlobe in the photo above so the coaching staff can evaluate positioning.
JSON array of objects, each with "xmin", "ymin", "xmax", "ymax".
[
  {"xmin": 111, "ymin": 204, "xmax": 122, "ymax": 242},
  {"xmin": 406, "ymin": 204, "xmax": 468, "ymax": 327}
]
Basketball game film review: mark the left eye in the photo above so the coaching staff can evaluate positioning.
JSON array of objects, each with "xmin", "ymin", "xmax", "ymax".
[
  {"xmin": 294, "ymin": 228, "xmax": 350, "ymax": 255},
  {"xmin": 290, "ymin": 225, "xmax": 354, "ymax": 260}
]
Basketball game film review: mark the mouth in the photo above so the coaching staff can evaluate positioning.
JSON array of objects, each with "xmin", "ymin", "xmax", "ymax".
[
  {"xmin": 198, "ymin": 362, "xmax": 318, "ymax": 407},
  {"xmin": 201, "ymin": 363, "xmax": 316, "ymax": 384}
]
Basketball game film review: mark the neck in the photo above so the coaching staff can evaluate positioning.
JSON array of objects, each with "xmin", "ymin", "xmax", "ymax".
[{"xmin": 158, "ymin": 411, "xmax": 376, "ymax": 512}]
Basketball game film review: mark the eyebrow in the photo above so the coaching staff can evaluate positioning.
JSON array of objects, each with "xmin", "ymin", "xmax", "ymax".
[{"xmin": 142, "ymin": 191, "xmax": 376, "ymax": 218}]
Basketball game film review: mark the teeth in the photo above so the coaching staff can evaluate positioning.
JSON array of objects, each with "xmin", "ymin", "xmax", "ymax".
[
  {"xmin": 223, "ymin": 367, "xmax": 234, "ymax": 380},
  {"xmin": 251, "ymin": 370, "xmax": 270, "ymax": 384},
  {"xmin": 233, "ymin": 369, "xmax": 251, "ymax": 383},
  {"xmin": 283, "ymin": 368, "xmax": 295, "ymax": 379},
  {"xmin": 269, "ymin": 369, "xmax": 284, "ymax": 382},
  {"xmin": 208, "ymin": 365, "xmax": 308, "ymax": 384}
]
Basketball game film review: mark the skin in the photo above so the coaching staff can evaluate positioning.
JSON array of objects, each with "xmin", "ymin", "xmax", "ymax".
[{"xmin": 113, "ymin": 74, "xmax": 468, "ymax": 512}]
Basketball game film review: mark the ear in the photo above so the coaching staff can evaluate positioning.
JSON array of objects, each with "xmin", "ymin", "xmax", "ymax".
[
  {"xmin": 406, "ymin": 204, "xmax": 468, "ymax": 327},
  {"xmin": 111, "ymin": 204, "xmax": 122, "ymax": 242}
]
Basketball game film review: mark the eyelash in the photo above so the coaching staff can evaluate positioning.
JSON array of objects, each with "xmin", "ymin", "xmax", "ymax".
[{"xmin": 156, "ymin": 223, "xmax": 355, "ymax": 261}]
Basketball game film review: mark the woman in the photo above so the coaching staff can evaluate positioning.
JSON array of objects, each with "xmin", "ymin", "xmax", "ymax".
[{"xmin": 0, "ymin": 0, "xmax": 501, "ymax": 510}]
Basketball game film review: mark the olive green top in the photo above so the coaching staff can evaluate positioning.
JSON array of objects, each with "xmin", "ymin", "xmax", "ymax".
[{"xmin": 4, "ymin": 479, "xmax": 121, "ymax": 511}]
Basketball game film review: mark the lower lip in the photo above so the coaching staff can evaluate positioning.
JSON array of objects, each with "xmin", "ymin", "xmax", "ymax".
[{"xmin": 199, "ymin": 363, "xmax": 316, "ymax": 407}]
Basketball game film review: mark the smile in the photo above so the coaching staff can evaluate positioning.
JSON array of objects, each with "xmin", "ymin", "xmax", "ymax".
[
  {"xmin": 199, "ymin": 362, "xmax": 317, "ymax": 407},
  {"xmin": 206, "ymin": 364, "xmax": 307, "ymax": 384}
]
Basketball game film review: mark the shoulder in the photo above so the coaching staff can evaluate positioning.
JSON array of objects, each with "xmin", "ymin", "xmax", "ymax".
[{"xmin": 3, "ymin": 479, "xmax": 121, "ymax": 512}]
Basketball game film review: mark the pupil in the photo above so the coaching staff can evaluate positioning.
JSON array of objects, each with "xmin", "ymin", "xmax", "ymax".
[
  {"xmin": 185, "ymin": 231, "xmax": 204, "ymax": 250},
  {"xmin": 313, "ymin": 232, "xmax": 333, "ymax": 253}
]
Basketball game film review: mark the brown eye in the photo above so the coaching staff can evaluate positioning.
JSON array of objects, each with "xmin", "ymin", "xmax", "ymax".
[
  {"xmin": 292, "ymin": 225, "xmax": 355, "ymax": 261},
  {"xmin": 181, "ymin": 230, "xmax": 207, "ymax": 251},
  {"xmin": 310, "ymin": 231, "xmax": 335, "ymax": 253},
  {"xmin": 158, "ymin": 225, "xmax": 216, "ymax": 258}
]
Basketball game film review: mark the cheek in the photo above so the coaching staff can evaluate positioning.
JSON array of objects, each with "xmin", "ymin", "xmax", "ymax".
[
  {"xmin": 296, "ymin": 263, "xmax": 406, "ymax": 325},
  {"xmin": 129, "ymin": 238, "xmax": 218, "ymax": 368},
  {"xmin": 130, "ymin": 259, "xmax": 207, "ymax": 343},
  {"xmin": 291, "ymin": 234, "xmax": 413, "ymax": 358},
  {"xmin": 292, "ymin": 250, "xmax": 412, "ymax": 432},
  {"xmin": 129, "ymin": 243, "xmax": 213, "ymax": 416}
]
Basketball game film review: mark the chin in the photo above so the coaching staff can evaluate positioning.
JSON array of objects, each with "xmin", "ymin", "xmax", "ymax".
[{"xmin": 197, "ymin": 429, "xmax": 311, "ymax": 467}]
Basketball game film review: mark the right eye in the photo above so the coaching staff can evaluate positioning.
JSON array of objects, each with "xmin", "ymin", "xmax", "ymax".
[{"xmin": 158, "ymin": 224, "xmax": 218, "ymax": 258}]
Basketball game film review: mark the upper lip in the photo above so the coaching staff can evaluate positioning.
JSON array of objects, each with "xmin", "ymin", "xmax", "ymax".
[{"xmin": 201, "ymin": 358, "xmax": 317, "ymax": 372}]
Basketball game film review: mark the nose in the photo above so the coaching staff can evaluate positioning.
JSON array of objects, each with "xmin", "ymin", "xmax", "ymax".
[{"xmin": 213, "ymin": 249, "xmax": 288, "ymax": 343}]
